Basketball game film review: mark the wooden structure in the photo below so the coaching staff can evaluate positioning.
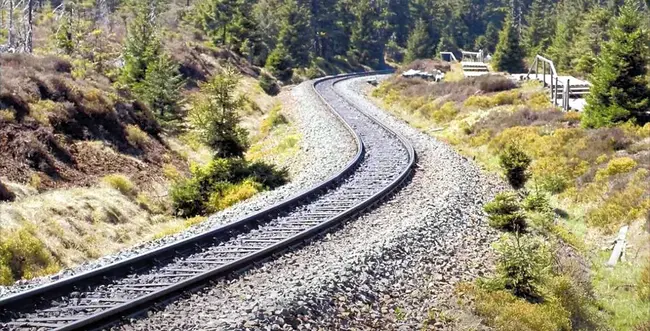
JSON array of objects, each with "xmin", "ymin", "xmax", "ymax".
[
  {"xmin": 440, "ymin": 51, "xmax": 458, "ymax": 62},
  {"xmin": 519, "ymin": 55, "xmax": 591, "ymax": 111}
]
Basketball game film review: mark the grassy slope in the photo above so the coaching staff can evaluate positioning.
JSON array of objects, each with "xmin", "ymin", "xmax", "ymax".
[
  {"xmin": 369, "ymin": 63, "xmax": 650, "ymax": 330},
  {"xmin": 0, "ymin": 6, "xmax": 301, "ymax": 285}
]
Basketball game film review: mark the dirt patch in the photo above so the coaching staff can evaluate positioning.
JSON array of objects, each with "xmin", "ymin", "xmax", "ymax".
[{"xmin": 0, "ymin": 54, "xmax": 188, "ymax": 189}]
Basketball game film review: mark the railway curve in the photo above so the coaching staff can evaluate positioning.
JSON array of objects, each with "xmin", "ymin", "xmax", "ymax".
[{"xmin": 0, "ymin": 72, "xmax": 415, "ymax": 331}]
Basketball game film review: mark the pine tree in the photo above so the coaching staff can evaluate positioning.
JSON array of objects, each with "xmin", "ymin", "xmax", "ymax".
[
  {"xmin": 120, "ymin": 2, "xmax": 161, "ymax": 87},
  {"xmin": 484, "ymin": 22, "xmax": 499, "ymax": 54},
  {"xmin": 523, "ymin": 0, "xmax": 553, "ymax": 56},
  {"xmin": 349, "ymin": 0, "xmax": 389, "ymax": 67},
  {"xmin": 265, "ymin": 46, "xmax": 293, "ymax": 81},
  {"xmin": 583, "ymin": 1, "xmax": 650, "ymax": 128},
  {"xmin": 493, "ymin": 15, "xmax": 525, "ymax": 73},
  {"xmin": 140, "ymin": 53, "xmax": 185, "ymax": 119},
  {"xmin": 276, "ymin": 0, "xmax": 312, "ymax": 66},
  {"xmin": 405, "ymin": 19, "xmax": 432, "ymax": 62},
  {"xmin": 189, "ymin": 68, "xmax": 249, "ymax": 158}
]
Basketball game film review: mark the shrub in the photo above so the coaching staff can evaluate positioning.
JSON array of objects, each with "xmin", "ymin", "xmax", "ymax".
[
  {"xmin": 125, "ymin": 124, "xmax": 150, "ymax": 149},
  {"xmin": 207, "ymin": 179, "xmax": 263, "ymax": 212},
  {"xmin": 587, "ymin": 170, "xmax": 650, "ymax": 231},
  {"xmin": 495, "ymin": 234, "xmax": 550, "ymax": 300},
  {"xmin": 459, "ymin": 284, "xmax": 570, "ymax": 331},
  {"xmin": 484, "ymin": 192, "xmax": 528, "ymax": 233},
  {"xmin": 163, "ymin": 163, "xmax": 181, "ymax": 182},
  {"xmin": 0, "ymin": 109, "xmax": 15, "ymax": 122},
  {"xmin": 594, "ymin": 157, "xmax": 637, "ymax": 181},
  {"xmin": 432, "ymin": 102, "xmax": 458, "ymax": 123},
  {"xmin": 0, "ymin": 227, "xmax": 59, "ymax": 285},
  {"xmin": 493, "ymin": 90, "xmax": 521, "ymax": 106},
  {"xmin": 102, "ymin": 174, "xmax": 136, "ymax": 196},
  {"xmin": 0, "ymin": 180, "xmax": 16, "ymax": 202},
  {"xmin": 499, "ymin": 144, "xmax": 532, "ymax": 190},
  {"xmin": 478, "ymin": 75, "xmax": 517, "ymax": 92},
  {"xmin": 259, "ymin": 73, "xmax": 280, "ymax": 96},
  {"xmin": 464, "ymin": 95, "xmax": 494, "ymax": 109},
  {"xmin": 547, "ymin": 275, "xmax": 603, "ymax": 329},
  {"xmin": 170, "ymin": 158, "xmax": 288, "ymax": 217}
]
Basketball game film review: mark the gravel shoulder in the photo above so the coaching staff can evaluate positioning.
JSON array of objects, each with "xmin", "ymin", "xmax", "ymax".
[
  {"xmin": 116, "ymin": 76, "xmax": 505, "ymax": 331},
  {"xmin": 0, "ymin": 82, "xmax": 356, "ymax": 298}
]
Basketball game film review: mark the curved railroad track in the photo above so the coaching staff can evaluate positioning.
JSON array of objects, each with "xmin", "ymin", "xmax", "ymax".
[{"xmin": 0, "ymin": 73, "xmax": 415, "ymax": 331}]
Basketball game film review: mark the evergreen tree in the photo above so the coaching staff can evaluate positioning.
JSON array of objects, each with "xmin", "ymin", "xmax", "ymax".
[
  {"xmin": 493, "ymin": 15, "xmax": 525, "ymax": 73},
  {"xmin": 140, "ymin": 53, "xmax": 185, "ymax": 119},
  {"xmin": 573, "ymin": 7, "xmax": 611, "ymax": 75},
  {"xmin": 189, "ymin": 68, "xmax": 249, "ymax": 158},
  {"xmin": 484, "ymin": 22, "xmax": 500, "ymax": 54},
  {"xmin": 583, "ymin": 1, "xmax": 650, "ymax": 127},
  {"xmin": 120, "ymin": 2, "xmax": 161, "ymax": 87},
  {"xmin": 265, "ymin": 46, "xmax": 293, "ymax": 81},
  {"xmin": 276, "ymin": 0, "xmax": 312, "ymax": 66},
  {"xmin": 405, "ymin": 19, "xmax": 432, "ymax": 62},
  {"xmin": 523, "ymin": 0, "xmax": 553, "ymax": 56},
  {"xmin": 349, "ymin": 0, "xmax": 389, "ymax": 67}
]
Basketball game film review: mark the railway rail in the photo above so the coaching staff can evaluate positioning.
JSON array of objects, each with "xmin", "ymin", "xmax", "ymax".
[{"xmin": 0, "ymin": 72, "xmax": 415, "ymax": 331}]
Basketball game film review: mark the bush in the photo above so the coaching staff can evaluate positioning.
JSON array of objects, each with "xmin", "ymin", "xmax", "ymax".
[
  {"xmin": 495, "ymin": 234, "xmax": 550, "ymax": 300},
  {"xmin": 458, "ymin": 284, "xmax": 570, "ymax": 331},
  {"xmin": 432, "ymin": 102, "xmax": 458, "ymax": 123},
  {"xmin": 260, "ymin": 105, "xmax": 288, "ymax": 136},
  {"xmin": 170, "ymin": 158, "xmax": 288, "ymax": 217},
  {"xmin": 500, "ymin": 144, "xmax": 532, "ymax": 190},
  {"xmin": 207, "ymin": 179, "xmax": 263, "ymax": 212},
  {"xmin": 125, "ymin": 124, "xmax": 150, "ymax": 149},
  {"xmin": 102, "ymin": 174, "xmax": 136, "ymax": 196},
  {"xmin": 478, "ymin": 75, "xmax": 517, "ymax": 92},
  {"xmin": 259, "ymin": 73, "xmax": 280, "ymax": 96},
  {"xmin": 0, "ymin": 179, "xmax": 15, "ymax": 202},
  {"xmin": 484, "ymin": 192, "xmax": 528, "ymax": 233},
  {"xmin": 0, "ymin": 227, "xmax": 59, "ymax": 285},
  {"xmin": 464, "ymin": 95, "xmax": 494, "ymax": 109},
  {"xmin": 163, "ymin": 163, "xmax": 181, "ymax": 182},
  {"xmin": 547, "ymin": 275, "xmax": 603, "ymax": 329},
  {"xmin": 594, "ymin": 157, "xmax": 637, "ymax": 181}
]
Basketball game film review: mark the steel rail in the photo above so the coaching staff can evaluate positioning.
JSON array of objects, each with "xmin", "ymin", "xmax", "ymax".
[{"xmin": 0, "ymin": 72, "xmax": 414, "ymax": 331}]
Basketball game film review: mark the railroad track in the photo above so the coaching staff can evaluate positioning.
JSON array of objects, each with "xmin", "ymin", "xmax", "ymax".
[{"xmin": 0, "ymin": 73, "xmax": 415, "ymax": 331}]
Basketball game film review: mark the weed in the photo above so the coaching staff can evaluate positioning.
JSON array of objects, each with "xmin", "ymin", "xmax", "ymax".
[
  {"xmin": 259, "ymin": 105, "xmax": 288, "ymax": 136},
  {"xmin": 432, "ymin": 102, "xmax": 458, "ymax": 123},
  {"xmin": 163, "ymin": 163, "xmax": 181, "ymax": 182},
  {"xmin": 102, "ymin": 174, "xmax": 136, "ymax": 197},
  {"xmin": 639, "ymin": 263, "xmax": 650, "ymax": 302}
]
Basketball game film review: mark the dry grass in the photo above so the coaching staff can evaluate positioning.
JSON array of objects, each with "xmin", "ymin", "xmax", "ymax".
[{"xmin": 0, "ymin": 187, "xmax": 199, "ymax": 283}]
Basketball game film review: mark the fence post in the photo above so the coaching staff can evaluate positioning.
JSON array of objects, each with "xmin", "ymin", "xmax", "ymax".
[
  {"xmin": 551, "ymin": 71, "xmax": 555, "ymax": 106},
  {"xmin": 542, "ymin": 61, "xmax": 546, "ymax": 87},
  {"xmin": 555, "ymin": 77, "xmax": 560, "ymax": 108}
]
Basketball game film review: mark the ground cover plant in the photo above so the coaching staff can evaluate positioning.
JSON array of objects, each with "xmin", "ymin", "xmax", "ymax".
[{"xmin": 372, "ymin": 61, "xmax": 650, "ymax": 329}]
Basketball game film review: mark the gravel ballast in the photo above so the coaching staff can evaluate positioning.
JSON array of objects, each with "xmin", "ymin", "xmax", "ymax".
[
  {"xmin": 115, "ymin": 76, "xmax": 505, "ymax": 331},
  {"xmin": 0, "ymin": 82, "xmax": 356, "ymax": 298}
]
